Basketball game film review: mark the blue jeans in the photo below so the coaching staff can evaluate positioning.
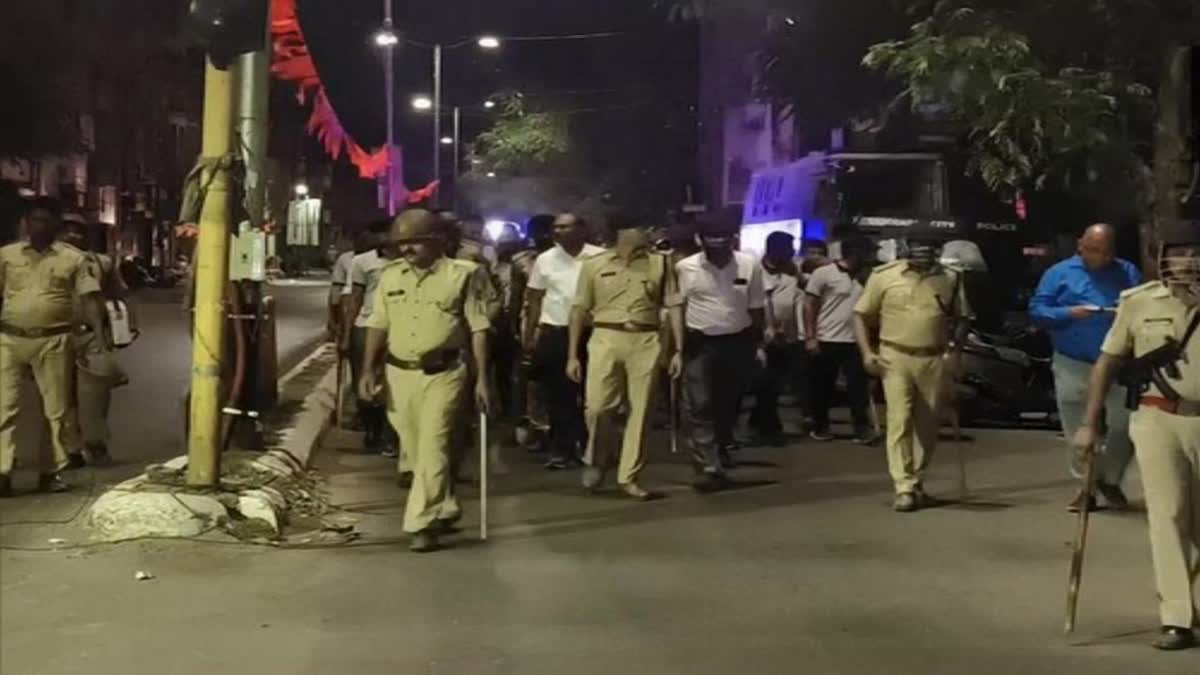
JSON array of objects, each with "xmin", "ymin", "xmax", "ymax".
[{"xmin": 1052, "ymin": 353, "xmax": 1134, "ymax": 486}]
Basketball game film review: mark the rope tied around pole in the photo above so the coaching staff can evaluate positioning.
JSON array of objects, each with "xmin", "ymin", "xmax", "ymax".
[{"xmin": 178, "ymin": 153, "xmax": 239, "ymax": 226}]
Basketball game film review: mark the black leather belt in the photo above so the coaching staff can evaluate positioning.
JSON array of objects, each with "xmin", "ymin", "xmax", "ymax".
[
  {"xmin": 593, "ymin": 321, "xmax": 658, "ymax": 333},
  {"xmin": 386, "ymin": 349, "xmax": 461, "ymax": 375},
  {"xmin": 0, "ymin": 322, "xmax": 74, "ymax": 339}
]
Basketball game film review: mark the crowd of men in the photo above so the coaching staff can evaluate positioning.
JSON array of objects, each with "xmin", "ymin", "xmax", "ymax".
[
  {"xmin": 330, "ymin": 209, "xmax": 975, "ymax": 532},
  {"xmin": 1, "ymin": 190, "xmax": 1196, "ymax": 650},
  {"xmin": 328, "ymin": 206, "xmax": 1198, "ymax": 650}
]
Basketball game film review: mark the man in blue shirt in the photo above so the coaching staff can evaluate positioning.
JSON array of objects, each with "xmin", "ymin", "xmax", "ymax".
[{"xmin": 1029, "ymin": 223, "xmax": 1142, "ymax": 512}]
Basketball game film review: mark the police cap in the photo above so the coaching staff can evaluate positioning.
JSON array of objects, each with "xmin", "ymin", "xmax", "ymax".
[{"xmin": 389, "ymin": 209, "xmax": 442, "ymax": 244}]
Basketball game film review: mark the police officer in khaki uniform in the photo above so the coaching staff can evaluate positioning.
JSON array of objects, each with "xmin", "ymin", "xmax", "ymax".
[
  {"xmin": 854, "ymin": 221, "xmax": 971, "ymax": 512},
  {"xmin": 1073, "ymin": 221, "xmax": 1200, "ymax": 651},
  {"xmin": 567, "ymin": 213, "xmax": 684, "ymax": 500},
  {"xmin": 0, "ymin": 198, "xmax": 106, "ymax": 497},
  {"xmin": 63, "ymin": 216, "xmax": 130, "ymax": 466},
  {"xmin": 359, "ymin": 209, "xmax": 494, "ymax": 553}
]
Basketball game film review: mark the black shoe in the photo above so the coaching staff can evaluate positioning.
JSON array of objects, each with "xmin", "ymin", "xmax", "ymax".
[
  {"xmin": 431, "ymin": 519, "xmax": 460, "ymax": 536},
  {"xmin": 0, "ymin": 474, "xmax": 11, "ymax": 498},
  {"xmin": 1096, "ymin": 482, "xmax": 1129, "ymax": 510},
  {"xmin": 37, "ymin": 473, "xmax": 71, "ymax": 494},
  {"xmin": 83, "ymin": 443, "xmax": 113, "ymax": 467},
  {"xmin": 1151, "ymin": 626, "xmax": 1196, "ymax": 651},
  {"xmin": 692, "ymin": 471, "xmax": 729, "ymax": 493},
  {"xmin": 718, "ymin": 445, "xmax": 737, "ymax": 469},
  {"xmin": 380, "ymin": 445, "xmax": 399, "ymax": 459},
  {"xmin": 809, "ymin": 430, "xmax": 835, "ymax": 442},
  {"xmin": 409, "ymin": 530, "xmax": 440, "ymax": 553},
  {"xmin": 1068, "ymin": 490, "xmax": 1098, "ymax": 513},
  {"xmin": 544, "ymin": 456, "xmax": 569, "ymax": 471},
  {"xmin": 396, "ymin": 472, "xmax": 414, "ymax": 489},
  {"xmin": 65, "ymin": 453, "xmax": 86, "ymax": 470}
]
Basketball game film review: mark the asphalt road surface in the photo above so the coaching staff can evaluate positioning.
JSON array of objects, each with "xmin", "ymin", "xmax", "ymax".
[{"xmin": 2, "ymin": 424, "xmax": 1194, "ymax": 675}]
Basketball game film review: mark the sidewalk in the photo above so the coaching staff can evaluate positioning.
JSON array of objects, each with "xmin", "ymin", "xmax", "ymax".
[{"xmin": 1, "ymin": 412, "xmax": 1193, "ymax": 675}]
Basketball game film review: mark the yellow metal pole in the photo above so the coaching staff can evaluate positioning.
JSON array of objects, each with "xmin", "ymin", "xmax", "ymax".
[{"xmin": 187, "ymin": 59, "xmax": 236, "ymax": 487}]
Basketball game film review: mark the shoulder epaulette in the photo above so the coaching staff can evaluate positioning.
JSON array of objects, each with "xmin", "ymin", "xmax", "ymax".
[{"xmin": 1118, "ymin": 280, "xmax": 1162, "ymax": 300}]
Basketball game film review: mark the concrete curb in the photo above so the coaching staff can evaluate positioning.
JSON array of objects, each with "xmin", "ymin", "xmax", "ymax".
[
  {"xmin": 273, "ymin": 343, "xmax": 339, "ymax": 469},
  {"xmin": 84, "ymin": 341, "xmax": 340, "ymax": 542}
]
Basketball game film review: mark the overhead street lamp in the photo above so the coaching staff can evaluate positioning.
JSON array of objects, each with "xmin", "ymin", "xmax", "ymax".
[
  {"xmin": 440, "ymin": 136, "xmax": 454, "ymax": 145},
  {"xmin": 294, "ymin": 182, "xmax": 309, "ymax": 198},
  {"xmin": 483, "ymin": 100, "xmax": 496, "ymax": 109},
  {"xmin": 401, "ymin": 34, "xmax": 502, "ymax": 205},
  {"xmin": 374, "ymin": 29, "xmax": 398, "ymax": 47},
  {"xmin": 412, "ymin": 95, "xmax": 433, "ymax": 111}
]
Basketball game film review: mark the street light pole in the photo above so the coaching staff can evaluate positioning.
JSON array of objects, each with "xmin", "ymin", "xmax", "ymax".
[
  {"xmin": 383, "ymin": 0, "xmax": 397, "ymax": 216},
  {"xmin": 433, "ymin": 43, "xmax": 443, "ymax": 207},
  {"xmin": 452, "ymin": 105, "xmax": 461, "ymax": 209}
]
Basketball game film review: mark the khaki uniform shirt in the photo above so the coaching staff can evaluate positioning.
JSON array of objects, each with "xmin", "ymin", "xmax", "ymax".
[
  {"xmin": 854, "ymin": 260, "xmax": 972, "ymax": 350},
  {"xmin": 455, "ymin": 241, "xmax": 502, "ymax": 322},
  {"xmin": 366, "ymin": 257, "xmax": 493, "ymax": 361},
  {"xmin": 0, "ymin": 240, "xmax": 100, "ymax": 330},
  {"xmin": 74, "ymin": 251, "xmax": 114, "ymax": 325},
  {"xmin": 573, "ymin": 249, "xmax": 677, "ymax": 328},
  {"xmin": 1101, "ymin": 281, "xmax": 1200, "ymax": 401}
]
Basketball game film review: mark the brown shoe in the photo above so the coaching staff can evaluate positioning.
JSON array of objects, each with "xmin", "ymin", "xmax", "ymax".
[
  {"xmin": 1151, "ymin": 626, "xmax": 1196, "ymax": 651},
  {"xmin": 620, "ymin": 483, "xmax": 656, "ymax": 502},
  {"xmin": 893, "ymin": 493, "xmax": 918, "ymax": 513}
]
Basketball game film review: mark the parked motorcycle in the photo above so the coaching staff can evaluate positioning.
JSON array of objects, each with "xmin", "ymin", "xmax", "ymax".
[{"xmin": 956, "ymin": 324, "xmax": 1059, "ymax": 428}]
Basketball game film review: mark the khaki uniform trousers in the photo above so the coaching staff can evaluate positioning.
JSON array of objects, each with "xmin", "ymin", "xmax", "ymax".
[
  {"xmin": 583, "ymin": 328, "xmax": 663, "ymax": 485},
  {"xmin": 385, "ymin": 362, "xmax": 466, "ymax": 533},
  {"xmin": 0, "ymin": 333, "xmax": 76, "ymax": 474},
  {"xmin": 881, "ymin": 345, "xmax": 947, "ymax": 494},
  {"xmin": 1129, "ymin": 406, "xmax": 1200, "ymax": 628},
  {"xmin": 74, "ymin": 331, "xmax": 112, "ymax": 447}
]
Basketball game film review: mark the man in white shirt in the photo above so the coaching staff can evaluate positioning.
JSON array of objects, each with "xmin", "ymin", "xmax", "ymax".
[
  {"xmin": 804, "ymin": 235, "xmax": 875, "ymax": 443},
  {"xmin": 676, "ymin": 214, "xmax": 766, "ymax": 488},
  {"xmin": 329, "ymin": 241, "xmax": 357, "ymax": 342},
  {"xmin": 341, "ymin": 220, "xmax": 400, "ymax": 459},
  {"xmin": 750, "ymin": 231, "xmax": 803, "ymax": 446},
  {"xmin": 523, "ymin": 213, "xmax": 605, "ymax": 469}
]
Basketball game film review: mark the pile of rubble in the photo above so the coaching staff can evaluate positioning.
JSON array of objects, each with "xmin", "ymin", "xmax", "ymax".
[{"xmin": 87, "ymin": 450, "xmax": 330, "ymax": 543}]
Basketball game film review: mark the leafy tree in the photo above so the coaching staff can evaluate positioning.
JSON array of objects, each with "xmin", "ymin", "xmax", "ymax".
[
  {"xmin": 863, "ymin": 7, "xmax": 1150, "ymax": 196},
  {"xmin": 864, "ymin": 1, "xmax": 1199, "ymax": 267},
  {"xmin": 467, "ymin": 94, "xmax": 570, "ymax": 177}
]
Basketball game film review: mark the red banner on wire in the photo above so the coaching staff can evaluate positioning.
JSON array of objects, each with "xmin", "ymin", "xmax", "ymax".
[{"xmin": 270, "ymin": 0, "xmax": 407, "ymax": 198}]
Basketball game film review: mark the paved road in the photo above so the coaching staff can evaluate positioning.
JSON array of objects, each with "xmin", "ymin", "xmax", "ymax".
[
  {"xmin": 1, "ymin": 417, "xmax": 1194, "ymax": 674},
  {"xmin": 10, "ymin": 281, "xmax": 330, "ymax": 483}
]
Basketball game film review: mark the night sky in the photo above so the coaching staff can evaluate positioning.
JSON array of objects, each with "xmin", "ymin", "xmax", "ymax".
[{"xmin": 295, "ymin": 0, "xmax": 698, "ymax": 195}]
